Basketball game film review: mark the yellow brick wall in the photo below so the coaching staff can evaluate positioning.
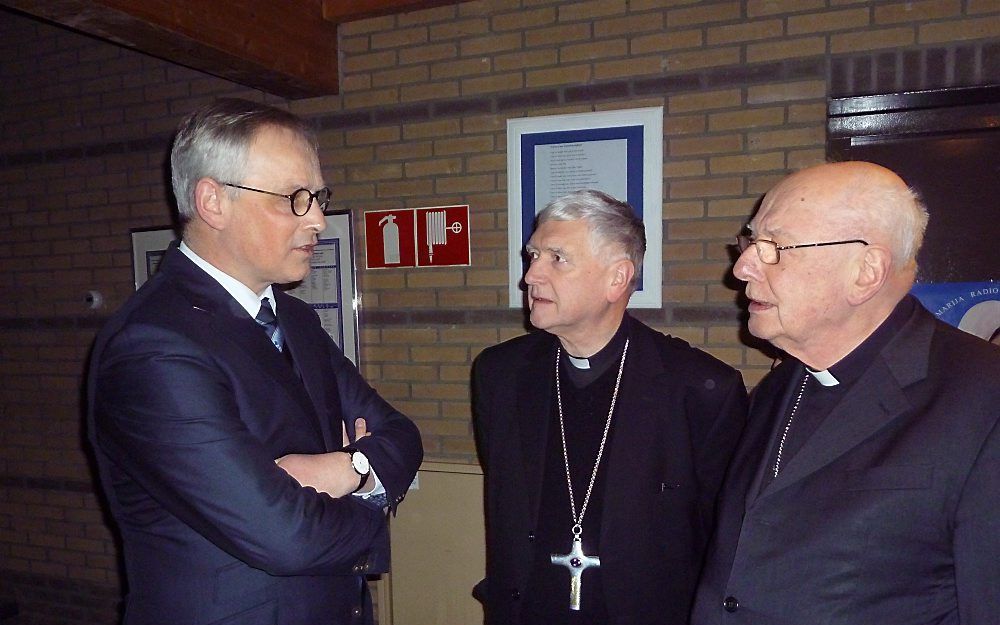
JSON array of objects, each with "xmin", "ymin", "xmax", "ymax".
[
  {"xmin": 304, "ymin": 0, "xmax": 1000, "ymax": 460},
  {"xmin": 1, "ymin": 4, "xmax": 999, "ymax": 617}
]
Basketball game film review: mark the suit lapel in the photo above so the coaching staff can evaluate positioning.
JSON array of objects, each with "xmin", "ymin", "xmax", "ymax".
[
  {"xmin": 599, "ymin": 328, "xmax": 663, "ymax": 545},
  {"xmin": 743, "ymin": 361, "xmax": 803, "ymax": 508},
  {"xmin": 276, "ymin": 291, "xmax": 338, "ymax": 450},
  {"xmin": 517, "ymin": 335, "xmax": 558, "ymax": 527},
  {"xmin": 764, "ymin": 362, "xmax": 905, "ymax": 493},
  {"xmin": 760, "ymin": 305, "xmax": 933, "ymax": 497},
  {"xmin": 162, "ymin": 248, "xmax": 326, "ymax": 444}
]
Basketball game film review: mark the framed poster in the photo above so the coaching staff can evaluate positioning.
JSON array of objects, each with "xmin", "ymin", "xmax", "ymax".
[
  {"xmin": 284, "ymin": 210, "xmax": 361, "ymax": 365},
  {"xmin": 130, "ymin": 226, "xmax": 177, "ymax": 290},
  {"xmin": 128, "ymin": 212, "xmax": 361, "ymax": 365},
  {"xmin": 507, "ymin": 107, "xmax": 663, "ymax": 308}
]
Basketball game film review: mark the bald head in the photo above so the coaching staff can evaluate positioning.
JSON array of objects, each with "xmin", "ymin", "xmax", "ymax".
[
  {"xmin": 767, "ymin": 161, "xmax": 928, "ymax": 282},
  {"xmin": 735, "ymin": 161, "xmax": 929, "ymax": 367}
]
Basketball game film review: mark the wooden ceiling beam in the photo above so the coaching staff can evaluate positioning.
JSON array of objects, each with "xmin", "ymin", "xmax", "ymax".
[
  {"xmin": 0, "ymin": 0, "xmax": 347, "ymax": 98},
  {"xmin": 321, "ymin": 0, "xmax": 460, "ymax": 24},
  {"xmin": 2, "ymin": 0, "xmax": 466, "ymax": 98}
]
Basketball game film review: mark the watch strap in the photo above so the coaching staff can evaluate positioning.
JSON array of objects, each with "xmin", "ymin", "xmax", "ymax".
[{"xmin": 341, "ymin": 445, "xmax": 370, "ymax": 493}]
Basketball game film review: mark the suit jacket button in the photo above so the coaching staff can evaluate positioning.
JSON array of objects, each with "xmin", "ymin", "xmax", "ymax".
[
  {"xmin": 723, "ymin": 596, "xmax": 739, "ymax": 612},
  {"xmin": 511, "ymin": 589, "xmax": 520, "ymax": 600},
  {"xmin": 527, "ymin": 532, "xmax": 535, "ymax": 541}
]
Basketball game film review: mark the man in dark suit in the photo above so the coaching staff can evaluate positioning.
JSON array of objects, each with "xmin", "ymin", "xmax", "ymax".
[
  {"xmin": 691, "ymin": 161, "xmax": 1000, "ymax": 625},
  {"xmin": 87, "ymin": 99, "xmax": 422, "ymax": 625},
  {"xmin": 473, "ymin": 190, "xmax": 748, "ymax": 625}
]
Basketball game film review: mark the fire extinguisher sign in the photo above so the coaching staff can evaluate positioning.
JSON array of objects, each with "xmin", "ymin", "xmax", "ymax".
[
  {"xmin": 364, "ymin": 205, "xmax": 470, "ymax": 269},
  {"xmin": 364, "ymin": 209, "xmax": 416, "ymax": 269}
]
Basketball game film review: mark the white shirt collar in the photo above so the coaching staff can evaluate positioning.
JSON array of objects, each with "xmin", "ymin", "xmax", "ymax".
[
  {"xmin": 178, "ymin": 241, "xmax": 275, "ymax": 317},
  {"xmin": 567, "ymin": 354, "xmax": 591, "ymax": 370},
  {"xmin": 806, "ymin": 367, "xmax": 840, "ymax": 387}
]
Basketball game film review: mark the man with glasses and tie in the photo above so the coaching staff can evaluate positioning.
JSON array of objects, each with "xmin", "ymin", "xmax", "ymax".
[
  {"xmin": 87, "ymin": 98, "xmax": 422, "ymax": 625},
  {"xmin": 691, "ymin": 161, "xmax": 1000, "ymax": 625}
]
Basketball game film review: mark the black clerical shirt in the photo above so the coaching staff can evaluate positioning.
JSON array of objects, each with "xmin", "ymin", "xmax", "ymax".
[
  {"xmin": 762, "ymin": 296, "xmax": 917, "ymax": 488},
  {"xmin": 521, "ymin": 318, "xmax": 630, "ymax": 625}
]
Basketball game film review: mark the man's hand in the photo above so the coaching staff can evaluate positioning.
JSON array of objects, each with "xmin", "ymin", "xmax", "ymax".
[
  {"xmin": 277, "ymin": 418, "xmax": 373, "ymax": 497},
  {"xmin": 276, "ymin": 451, "xmax": 360, "ymax": 498},
  {"xmin": 342, "ymin": 417, "xmax": 370, "ymax": 446}
]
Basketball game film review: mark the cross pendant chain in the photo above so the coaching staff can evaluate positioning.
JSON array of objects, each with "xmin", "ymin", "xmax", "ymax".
[
  {"xmin": 550, "ymin": 533, "xmax": 600, "ymax": 611},
  {"xmin": 550, "ymin": 339, "xmax": 628, "ymax": 612}
]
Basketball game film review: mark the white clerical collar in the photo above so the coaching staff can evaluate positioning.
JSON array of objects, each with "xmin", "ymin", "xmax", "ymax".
[
  {"xmin": 562, "ymin": 316, "xmax": 630, "ymax": 372},
  {"xmin": 179, "ymin": 241, "xmax": 275, "ymax": 317},
  {"xmin": 806, "ymin": 366, "xmax": 840, "ymax": 387}
]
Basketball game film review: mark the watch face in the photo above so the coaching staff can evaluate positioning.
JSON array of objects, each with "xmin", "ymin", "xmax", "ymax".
[{"xmin": 351, "ymin": 451, "xmax": 370, "ymax": 475}]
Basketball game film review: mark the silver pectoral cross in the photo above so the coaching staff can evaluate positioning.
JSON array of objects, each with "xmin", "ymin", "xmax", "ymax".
[{"xmin": 550, "ymin": 536, "xmax": 600, "ymax": 610}]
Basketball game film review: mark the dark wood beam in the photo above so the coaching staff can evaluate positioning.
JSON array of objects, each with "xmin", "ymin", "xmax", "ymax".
[
  {"xmin": 322, "ymin": 0, "xmax": 460, "ymax": 24},
  {"xmin": 2, "ymin": 0, "xmax": 466, "ymax": 98},
  {"xmin": 0, "ymin": 0, "xmax": 345, "ymax": 98}
]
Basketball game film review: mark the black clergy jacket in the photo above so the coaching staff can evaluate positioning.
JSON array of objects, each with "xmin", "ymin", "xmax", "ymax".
[
  {"xmin": 473, "ymin": 317, "xmax": 749, "ymax": 625},
  {"xmin": 691, "ymin": 300, "xmax": 1000, "ymax": 625}
]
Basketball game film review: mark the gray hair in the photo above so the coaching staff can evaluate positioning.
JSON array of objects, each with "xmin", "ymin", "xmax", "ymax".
[
  {"xmin": 536, "ymin": 190, "xmax": 646, "ymax": 289},
  {"xmin": 839, "ymin": 175, "xmax": 929, "ymax": 267},
  {"xmin": 886, "ymin": 185, "xmax": 929, "ymax": 265},
  {"xmin": 170, "ymin": 98, "xmax": 316, "ymax": 222}
]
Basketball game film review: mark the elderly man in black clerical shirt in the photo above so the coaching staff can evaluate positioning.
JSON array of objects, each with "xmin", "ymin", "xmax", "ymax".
[
  {"xmin": 691, "ymin": 161, "xmax": 1000, "ymax": 625},
  {"xmin": 472, "ymin": 190, "xmax": 748, "ymax": 625}
]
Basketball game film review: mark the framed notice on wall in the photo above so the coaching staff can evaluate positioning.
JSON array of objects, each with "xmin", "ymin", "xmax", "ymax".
[
  {"xmin": 130, "ymin": 226, "xmax": 177, "ymax": 290},
  {"xmin": 284, "ymin": 211, "xmax": 361, "ymax": 365},
  {"xmin": 507, "ymin": 107, "xmax": 663, "ymax": 309},
  {"xmin": 128, "ymin": 212, "xmax": 360, "ymax": 365}
]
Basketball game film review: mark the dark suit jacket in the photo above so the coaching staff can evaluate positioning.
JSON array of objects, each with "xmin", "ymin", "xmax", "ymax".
[
  {"xmin": 692, "ymin": 303, "xmax": 1000, "ymax": 625},
  {"xmin": 473, "ymin": 318, "xmax": 748, "ymax": 625},
  {"xmin": 87, "ymin": 246, "xmax": 422, "ymax": 625}
]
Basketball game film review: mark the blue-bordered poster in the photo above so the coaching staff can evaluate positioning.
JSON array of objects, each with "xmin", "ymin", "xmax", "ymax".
[
  {"xmin": 284, "ymin": 210, "xmax": 360, "ymax": 365},
  {"xmin": 507, "ymin": 107, "xmax": 663, "ymax": 308}
]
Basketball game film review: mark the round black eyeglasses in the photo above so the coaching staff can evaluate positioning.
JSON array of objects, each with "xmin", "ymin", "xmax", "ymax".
[{"xmin": 224, "ymin": 183, "xmax": 331, "ymax": 216}]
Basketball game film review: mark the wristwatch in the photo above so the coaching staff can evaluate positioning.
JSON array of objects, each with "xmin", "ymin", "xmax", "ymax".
[{"xmin": 342, "ymin": 446, "xmax": 370, "ymax": 493}]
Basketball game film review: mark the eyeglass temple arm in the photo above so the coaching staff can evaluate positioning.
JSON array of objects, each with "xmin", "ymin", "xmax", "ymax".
[{"xmin": 778, "ymin": 239, "xmax": 868, "ymax": 251}]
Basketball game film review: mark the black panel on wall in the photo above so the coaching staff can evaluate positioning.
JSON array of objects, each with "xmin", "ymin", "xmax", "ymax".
[{"xmin": 828, "ymin": 85, "xmax": 1000, "ymax": 283}]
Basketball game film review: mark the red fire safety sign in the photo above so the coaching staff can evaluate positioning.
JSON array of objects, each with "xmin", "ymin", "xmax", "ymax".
[
  {"xmin": 365, "ymin": 205, "xmax": 470, "ymax": 269},
  {"xmin": 364, "ymin": 209, "xmax": 416, "ymax": 269}
]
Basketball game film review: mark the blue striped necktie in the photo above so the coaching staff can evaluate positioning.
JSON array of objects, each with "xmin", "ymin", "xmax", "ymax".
[{"xmin": 255, "ymin": 297, "xmax": 283, "ymax": 352}]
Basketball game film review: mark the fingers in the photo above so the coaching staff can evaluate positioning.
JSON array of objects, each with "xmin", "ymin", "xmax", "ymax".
[{"xmin": 342, "ymin": 418, "xmax": 371, "ymax": 447}]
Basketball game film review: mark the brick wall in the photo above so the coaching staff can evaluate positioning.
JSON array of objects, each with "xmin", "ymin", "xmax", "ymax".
[
  {"xmin": 2, "ymin": 1, "xmax": 998, "ymax": 622},
  {"xmin": 0, "ymin": 10, "xmax": 275, "ymax": 623}
]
